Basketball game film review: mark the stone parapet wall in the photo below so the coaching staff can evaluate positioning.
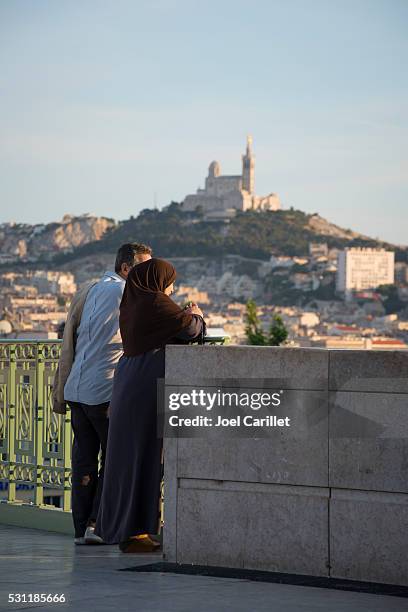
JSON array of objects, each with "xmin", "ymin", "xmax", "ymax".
[{"xmin": 163, "ymin": 346, "xmax": 408, "ymax": 586}]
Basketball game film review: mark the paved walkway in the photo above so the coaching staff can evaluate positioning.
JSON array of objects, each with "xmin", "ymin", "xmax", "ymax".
[{"xmin": 0, "ymin": 525, "xmax": 406, "ymax": 612}]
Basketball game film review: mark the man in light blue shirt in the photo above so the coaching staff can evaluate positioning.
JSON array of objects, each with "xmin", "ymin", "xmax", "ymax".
[
  {"xmin": 64, "ymin": 243, "xmax": 152, "ymax": 544},
  {"xmin": 64, "ymin": 270, "xmax": 126, "ymax": 405}
]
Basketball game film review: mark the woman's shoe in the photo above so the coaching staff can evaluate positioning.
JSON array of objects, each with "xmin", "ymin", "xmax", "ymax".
[{"xmin": 119, "ymin": 534, "xmax": 161, "ymax": 553}]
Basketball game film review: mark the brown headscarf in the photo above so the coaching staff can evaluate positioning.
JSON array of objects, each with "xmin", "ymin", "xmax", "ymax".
[{"xmin": 119, "ymin": 258, "xmax": 194, "ymax": 356}]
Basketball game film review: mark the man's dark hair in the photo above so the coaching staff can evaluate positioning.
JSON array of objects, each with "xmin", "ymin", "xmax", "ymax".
[{"xmin": 115, "ymin": 243, "xmax": 152, "ymax": 273}]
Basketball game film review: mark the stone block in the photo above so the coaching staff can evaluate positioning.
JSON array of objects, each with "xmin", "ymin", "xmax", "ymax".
[
  {"xmin": 330, "ymin": 489, "xmax": 408, "ymax": 585},
  {"xmin": 163, "ymin": 438, "xmax": 178, "ymax": 562},
  {"xmin": 177, "ymin": 430, "xmax": 328, "ymax": 487},
  {"xmin": 165, "ymin": 346, "xmax": 328, "ymax": 389},
  {"xmin": 176, "ymin": 479, "xmax": 329, "ymax": 577},
  {"xmin": 329, "ymin": 350, "xmax": 408, "ymax": 394},
  {"xmin": 329, "ymin": 391, "xmax": 408, "ymax": 493}
]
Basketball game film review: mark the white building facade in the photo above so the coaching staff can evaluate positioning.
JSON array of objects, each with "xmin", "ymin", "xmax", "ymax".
[{"xmin": 336, "ymin": 248, "xmax": 395, "ymax": 293}]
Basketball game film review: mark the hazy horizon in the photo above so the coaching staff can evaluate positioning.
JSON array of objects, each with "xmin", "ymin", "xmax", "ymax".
[{"xmin": 1, "ymin": 0, "xmax": 407, "ymax": 245}]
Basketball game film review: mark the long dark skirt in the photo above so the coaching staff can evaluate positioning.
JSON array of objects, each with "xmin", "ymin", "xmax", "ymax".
[{"xmin": 96, "ymin": 349, "xmax": 164, "ymax": 543}]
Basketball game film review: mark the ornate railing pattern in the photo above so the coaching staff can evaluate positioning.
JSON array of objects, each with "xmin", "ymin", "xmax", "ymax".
[{"xmin": 0, "ymin": 341, "xmax": 72, "ymax": 511}]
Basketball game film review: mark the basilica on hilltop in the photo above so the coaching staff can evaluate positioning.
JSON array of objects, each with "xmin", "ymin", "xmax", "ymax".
[{"xmin": 182, "ymin": 137, "xmax": 281, "ymax": 220}]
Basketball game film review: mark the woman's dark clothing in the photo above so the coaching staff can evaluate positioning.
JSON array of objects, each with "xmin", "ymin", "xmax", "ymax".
[
  {"xmin": 96, "ymin": 257, "xmax": 205, "ymax": 543},
  {"xmin": 120, "ymin": 258, "xmax": 193, "ymax": 356},
  {"xmin": 96, "ymin": 315, "xmax": 204, "ymax": 544}
]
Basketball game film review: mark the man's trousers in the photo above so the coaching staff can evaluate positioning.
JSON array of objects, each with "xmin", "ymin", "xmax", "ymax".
[{"xmin": 68, "ymin": 402, "xmax": 109, "ymax": 538}]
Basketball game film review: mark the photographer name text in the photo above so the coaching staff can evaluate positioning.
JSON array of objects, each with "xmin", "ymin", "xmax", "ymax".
[{"xmin": 168, "ymin": 414, "xmax": 291, "ymax": 428}]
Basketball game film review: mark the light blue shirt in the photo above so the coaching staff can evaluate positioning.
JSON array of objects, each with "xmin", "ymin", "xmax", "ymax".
[{"xmin": 64, "ymin": 271, "xmax": 125, "ymax": 405}]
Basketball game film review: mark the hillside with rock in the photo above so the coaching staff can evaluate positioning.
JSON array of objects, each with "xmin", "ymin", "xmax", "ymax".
[{"xmin": 0, "ymin": 214, "xmax": 116, "ymax": 263}]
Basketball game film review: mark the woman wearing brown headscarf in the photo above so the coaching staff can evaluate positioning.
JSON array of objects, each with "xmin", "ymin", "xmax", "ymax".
[{"xmin": 96, "ymin": 258, "xmax": 205, "ymax": 552}]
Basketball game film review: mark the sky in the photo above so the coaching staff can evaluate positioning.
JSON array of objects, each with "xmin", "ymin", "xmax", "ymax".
[{"xmin": 0, "ymin": 0, "xmax": 407, "ymax": 245}]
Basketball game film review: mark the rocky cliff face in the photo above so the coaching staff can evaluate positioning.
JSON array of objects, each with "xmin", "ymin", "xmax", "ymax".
[
  {"xmin": 306, "ymin": 214, "xmax": 370, "ymax": 241},
  {"xmin": 0, "ymin": 214, "xmax": 116, "ymax": 262}
]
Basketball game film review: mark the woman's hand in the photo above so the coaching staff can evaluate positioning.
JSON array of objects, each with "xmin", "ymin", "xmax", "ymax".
[{"xmin": 185, "ymin": 302, "xmax": 204, "ymax": 317}]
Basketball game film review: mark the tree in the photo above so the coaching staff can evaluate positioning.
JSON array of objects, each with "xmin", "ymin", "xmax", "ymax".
[
  {"xmin": 245, "ymin": 300, "xmax": 289, "ymax": 346},
  {"xmin": 377, "ymin": 284, "xmax": 405, "ymax": 314},
  {"xmin": 268, "ymin": 314, "xmax": 288, "ymax": 346},
  {"xmin": 245, "ymin": 299, "xmax": 267, "ymax": 345},
  {"xmin": 377, "ymin": 284, "xmax": 394, "ymax": 298}
]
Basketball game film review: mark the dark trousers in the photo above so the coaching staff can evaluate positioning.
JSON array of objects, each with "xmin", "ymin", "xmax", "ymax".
[{"xmin": 69, "ymin": 402, "xmax": 109, "ymax": 538}]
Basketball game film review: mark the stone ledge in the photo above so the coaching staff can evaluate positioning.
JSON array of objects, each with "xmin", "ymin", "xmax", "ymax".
[{"xmin": 166, "ymin": 345, "xmax": 329, "ymax": 383}]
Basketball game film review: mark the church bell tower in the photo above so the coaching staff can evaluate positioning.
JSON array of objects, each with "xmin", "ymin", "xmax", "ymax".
[{"xmin": 242, "ymin": 135, "xmax": 255, "ymax": 194}]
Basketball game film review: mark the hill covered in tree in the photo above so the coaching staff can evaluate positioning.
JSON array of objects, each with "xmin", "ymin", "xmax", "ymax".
[{"xmin": 49, "ymin": 202, "xmax": 405, "ymax": 266}]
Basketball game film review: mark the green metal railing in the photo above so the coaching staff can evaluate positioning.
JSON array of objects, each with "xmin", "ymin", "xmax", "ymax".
[{"xmin": 0, "ymin": 341, "xmax": 72, "ymax": 512}]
